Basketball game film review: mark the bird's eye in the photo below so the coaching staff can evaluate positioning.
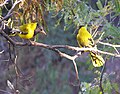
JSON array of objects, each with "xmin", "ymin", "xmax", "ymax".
[{"xmin": 40, "ymin": 28, "xmax": 43, "ymax": 31}]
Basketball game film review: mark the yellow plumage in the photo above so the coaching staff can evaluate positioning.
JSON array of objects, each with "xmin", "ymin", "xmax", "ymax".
[
  {"xmin": 77, "ymin": 27, "xmax": 94, "ymax": 48},
  {"xmin": 18, "ymin": 22, "xmax": 37, "ymax": 39},
  {"xmin": 90, "ymin": 52, "xmax": 105, "ymax": 67},
  {"xmin": 77, "ymin": 26, "xmax": 105, "ymax": 67},
  {"xmin": 3, "ymin": 22, "xmax": 46, "ymax": 39}
]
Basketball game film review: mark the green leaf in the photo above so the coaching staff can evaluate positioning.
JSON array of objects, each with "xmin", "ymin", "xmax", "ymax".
[
  {"xmin": 96, "ymin": 0, "xmax": 103, "ymax": 10},
  {"xmin": 114, "ymin": 0, "xmax": 120, "ymax": 12},
  {"xmin": 112, "ymin": 83, "xmax": 119, "ymax": 92}
]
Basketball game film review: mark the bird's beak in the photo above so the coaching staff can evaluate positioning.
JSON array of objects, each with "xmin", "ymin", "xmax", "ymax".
[
  {"xmin": 37, "ymin": 25, "xmax": 46, "ymax": 35},
  {"xmin": 39, "ymin": 27, "xmax": 46, "ymax": 35}
]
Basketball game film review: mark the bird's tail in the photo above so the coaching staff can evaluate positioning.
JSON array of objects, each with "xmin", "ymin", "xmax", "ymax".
[
  {"xmin": 2, "ymin": 25, "xmax": 16, "ymax": 36},
  {"xmin": 89, "ymin": 52, "xmax": 105, "ymax": 67},
  {"xmin": 2, "ymin": 25, "xmax": 28, "ymax": 36}
]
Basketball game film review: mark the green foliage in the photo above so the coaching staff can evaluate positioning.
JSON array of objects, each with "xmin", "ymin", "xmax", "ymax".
[
  {"xmin": 96, "ymin": 0, "xmax": 103, "ymax": 10},
  {"xmin": 114, "ymin": 0, "xmax": 120, "ymax": 12},
  {"xmin": 79, "ymin": 82, "xmax": 100, "ymax": 94},
  {"xmin": 0, "ymin": 0, "xmax": 120, "ymax": 93},
  {"xmin": 78, "ymin": 73, "xmax": 119, "ymax": 94},
  {"xmin": 51, "ymin": 0, "xmax": 120, "ymax": 45},
  {"xmin": 103, "ymin": 24, "xmax": 120, "ymax": 43}
]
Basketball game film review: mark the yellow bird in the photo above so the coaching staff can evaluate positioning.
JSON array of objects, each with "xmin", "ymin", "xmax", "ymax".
[
  {"xmin": 77, "ymin": 26, "xmax": 105, "ymax": 67},
  {"xmin": 3, "ymin": 22, "xmax": 46, "ymax": 39},
  {"xmin": 18, "ymin": 22, "xmax": 46, "ymax": 39}
]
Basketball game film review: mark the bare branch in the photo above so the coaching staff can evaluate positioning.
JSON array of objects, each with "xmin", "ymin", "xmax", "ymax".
[
  {"xmin": 0, "ymin": 30, "xmax": 27, "ymax": 46},
  {"xmin": 99, "ymin": 41, "xmax": 120, "ymax": 54},
  {"xmin": 0, "ymin": 0, "xmax": 8, "ymax": 7},
  {"xmin": 0, "ymin": 50, "xmax": 4, "ymax": 54},
  {"xmin": 30, "ymin": 41, "xmax": 120, "ymax": 65},
  {"xmin": 73, "ymin": 59, "xmax": 79, "ymax": 80},
  {"xmin": 99, "ymin": 59, "xmax": 106, "ymax": 94},
  {"xmin": 113, "ymin": 47, "xmax": 120, "ymax": 54},
  {"xmin": 99, "ymin": 41, "xmax": 120, "ymax": 48},
  {"xmin": 0, "ymin": 0, "xmax": 23, "ymax": 22},
  {"xmin": 0, "ymin": 13, "xmax": 13, "ymax": 22},
  {"xmin": 6, "ymin": 0, "xmax": 23, "ymax": 17},
  {"xmin": 1, "ymin": 30, "xmax": 120, "ymax": 58},
  {"xmin": 94, "ymin": 32, "xmax": 104, "ymax": 45}
]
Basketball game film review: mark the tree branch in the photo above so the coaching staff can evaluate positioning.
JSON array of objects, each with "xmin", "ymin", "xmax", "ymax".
[
  {"xmin": 0, "ymin": 30, "xmax": 120, "ymax": 58},
  {"xmin": 0, "ymin": 0, "xmax": 9, "ymax": 7},
  {"xmin": 6, "ymin": 0, "xmax": 23, "ymax": 17},
  {"xmin": 99, "ymin": 41, "xmax": 120, "ymax": 48},
  {"xmin": 0, "ymin": 0, "xmax": 23, "ymax": 22},
  {"xmin": 1, "ymin": 27, "xmax": 120, "ymax": 90},
  {"xmin": 0, "ymin": 50, "xmax": 4, "ymax": 54},
  {"xmin": 99, "ymin": 59, "xmax": 106, "ymax": 94}
]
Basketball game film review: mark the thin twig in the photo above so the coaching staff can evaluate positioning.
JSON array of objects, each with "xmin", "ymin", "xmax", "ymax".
[
  {"xmin": 6, "ymin": 0, "xmax": 23, "ymax": 17},
  {"xmin": 0, "ymin": 0, "xmax": 8, "ymax": 7},
  {"xmin": 99, "ymin": 58, "xmax": 106, "ymax": 94},
  {"xmin": 99, "ymin": 41, "xmax": 120, "ymax": 48},
  {"xmin": 92, "ymin": 18, "xmax": 104, "ymax": 38},
  {"xmin": 113, "ymin": 47, "xmax": 120, "ymax": 54},
  {"xmin": 0, "ymin": 13, "xmax": 13, "ymax": 22},
  {"xmin": 0, "ymin": 0, "xmax": 23, "ymax": 23},
  {"xmin": 14, "ymin": 56, "xmax": 18, "ymax": 87},
  {"xmin": 99, "ymin": 41, "xmax": 120, "ymax": 54},
  {"xmin": 0, "ymin": 50, "xmax": 4, "ymax": 54},
  {"xmin": 73, "ymin": 59, "xmax": 79, "ymax": 80},
  {"xmin": 94, "ymin": 32, "xmax": 105, "ymax": 44}
]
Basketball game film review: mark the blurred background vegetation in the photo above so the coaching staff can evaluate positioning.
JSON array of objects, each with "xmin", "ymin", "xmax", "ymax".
[{"xmin": 0, "ymin": 0, "xmax": 120, "ymax": 94}]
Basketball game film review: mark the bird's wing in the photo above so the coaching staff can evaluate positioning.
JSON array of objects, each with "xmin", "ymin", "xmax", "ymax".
[
  {"xmin": 90, "ymin": 52, "xmax": 105, "ymax": 67},
  {"xmin": 88, "ymin": 37, "xmax": 95, "ymax": 47},
  {"xmin": 19, "ymin": 24, "xmax": 29, "ymax": 35}
]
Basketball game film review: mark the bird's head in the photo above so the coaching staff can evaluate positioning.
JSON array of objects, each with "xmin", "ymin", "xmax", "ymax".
[
  {"xmin": 78, "ymin": 25, "xmax": 86, "ymax": 34},
  {"xmin": 79, "ymin": 25, "xmax": 84, "ymax": 29},
  {"xmin": 79, "ymin": 25, "xmax": 86, "ymax": 30},
  {"xmin": 34, "ymin": 23, "xmax": 46, "ymax": 36}
]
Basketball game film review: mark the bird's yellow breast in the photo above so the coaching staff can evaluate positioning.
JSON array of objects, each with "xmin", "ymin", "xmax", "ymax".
[
  {"xmin": 18, "ymin": 23, "xmax": 37, "ymax": 39},
  {"xmin": 77, "ymin": 27, "xmax": 93, "ymax": 47}
]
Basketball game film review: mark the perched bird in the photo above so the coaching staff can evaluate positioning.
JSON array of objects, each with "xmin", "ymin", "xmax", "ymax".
[
  {"xmin": 2, "ymin": 22, "xmax": 46, "ymax": 39},
  {"xmin": 77, "ymin": 26, "xmax": 105, "ymax": 67},
  {"xmin": 18, "ymin": 22, "xmax": 46, "ymax": 39}
]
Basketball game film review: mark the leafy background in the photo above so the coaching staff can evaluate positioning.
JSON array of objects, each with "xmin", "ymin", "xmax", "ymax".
[{"xmin": 0, "ymin": 0, "xmax": 120, "ymax": 94}]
